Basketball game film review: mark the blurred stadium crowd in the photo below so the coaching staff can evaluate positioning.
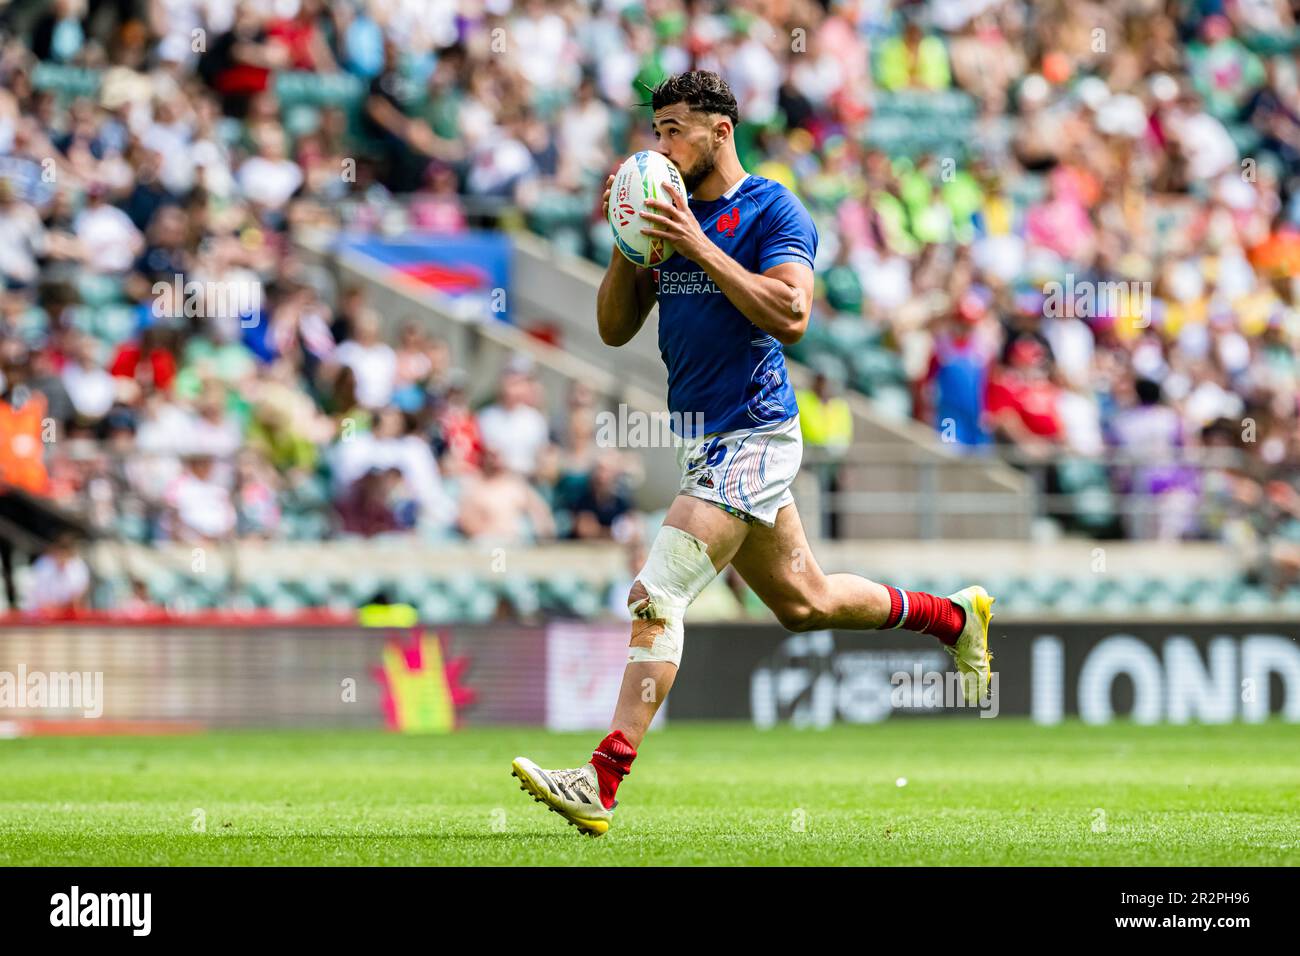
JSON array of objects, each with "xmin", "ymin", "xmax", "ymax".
[
  {"xmin": 0, "ymin": 0, "xmax": 656, "ymax": 562},
  {"xmin": 3, "ymin": 0, "xmax": 1300, "ymax": 603}
]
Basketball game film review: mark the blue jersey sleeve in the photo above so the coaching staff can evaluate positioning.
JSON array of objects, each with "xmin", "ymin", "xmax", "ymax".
[{"xmin": 757, "ymin": 189, "xmax": 818, "ymax": 273}]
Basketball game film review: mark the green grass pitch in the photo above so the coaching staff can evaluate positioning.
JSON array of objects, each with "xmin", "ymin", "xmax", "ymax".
[{"xmin": 2, "ymin": 720, "xmax": 1297, "ymax": 866}]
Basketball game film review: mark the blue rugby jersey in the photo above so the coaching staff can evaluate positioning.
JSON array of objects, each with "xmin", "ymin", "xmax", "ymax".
[{"xmin": 651, "ymin": 173, "xmax": 818, "ymax": 437}]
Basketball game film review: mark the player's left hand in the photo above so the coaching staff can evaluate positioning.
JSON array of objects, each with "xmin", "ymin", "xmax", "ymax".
[{"xmin": 640, "ymin": 182, "xmax": 709, "ymax": 264}]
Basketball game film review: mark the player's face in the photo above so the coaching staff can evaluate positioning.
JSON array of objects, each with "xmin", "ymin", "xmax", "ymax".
[{"xmin": 652, "ymin": 104, "xmax": 722, "ymax": 193}]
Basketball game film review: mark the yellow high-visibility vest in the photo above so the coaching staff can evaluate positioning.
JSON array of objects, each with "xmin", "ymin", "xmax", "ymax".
[
  {"xmin": 796, "ymin": 390, "xmax": 853, "ymax": 448},
  {"xmin": 359, "ymin": 603, "xmax": 420, "ymax": 628}
]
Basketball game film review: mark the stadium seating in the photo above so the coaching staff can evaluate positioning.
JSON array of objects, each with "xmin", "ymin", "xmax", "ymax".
[
  {"xmin": 93, "ymin": 564, "xmax": 1299, "ymax": 622},
  {"xmin": 864, "ymin": 91, "xmax": 978, "ymax": 157}
]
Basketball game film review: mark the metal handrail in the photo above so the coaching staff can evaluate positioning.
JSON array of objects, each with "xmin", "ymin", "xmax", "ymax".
[
  {"xmin": 800, "ymin": 443, "xmax": 1255, "ymax": 470},
  {"xmin": 794, "ymin": 440, "xmax": 1277, "ymax": 541}
]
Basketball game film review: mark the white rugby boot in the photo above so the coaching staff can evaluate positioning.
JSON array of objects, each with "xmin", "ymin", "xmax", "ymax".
[{"xmin": 511, "ymin": 757, "xmax": 614, "ymax": 837}]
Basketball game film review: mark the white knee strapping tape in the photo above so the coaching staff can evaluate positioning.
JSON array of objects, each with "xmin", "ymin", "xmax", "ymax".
[{"xmin": 627, "ymin": 525, "xmax": 719, "ymax": 666}]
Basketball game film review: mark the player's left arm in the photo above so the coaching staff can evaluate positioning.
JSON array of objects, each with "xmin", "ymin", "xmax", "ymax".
[{"xmin": 641, "ymin": 183, "xmax": 815, "ymax": 345}]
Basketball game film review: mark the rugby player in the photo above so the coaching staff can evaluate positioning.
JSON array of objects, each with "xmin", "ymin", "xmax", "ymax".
[{"xmin": 513, "ymin": 71, "xmax": 994, "ymax": 836}]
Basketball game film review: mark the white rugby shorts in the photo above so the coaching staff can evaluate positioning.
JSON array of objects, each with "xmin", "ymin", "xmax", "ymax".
[{"xmin": 676, "ymin": 415, "xmax": 802, "ymax": 527}]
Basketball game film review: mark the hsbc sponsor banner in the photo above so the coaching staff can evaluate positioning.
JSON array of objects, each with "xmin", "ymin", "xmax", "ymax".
[{"xmin": 669, "ymin": 623, "xmax": 1300, "ymax": 726}]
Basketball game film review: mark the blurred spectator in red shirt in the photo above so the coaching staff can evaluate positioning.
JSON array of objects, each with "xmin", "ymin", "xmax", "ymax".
[
  {"xmin": 110, "ymin": 326, "xmax": 178, "ymax": 393},
  {"xmin": 985, "ymin": 338, "xmax": 1064, "ymax": 457}
]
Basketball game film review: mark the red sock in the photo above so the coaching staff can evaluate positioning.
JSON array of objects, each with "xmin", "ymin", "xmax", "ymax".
[
  {"xmin": 882, "ymin": 586, "xmax": 966, "ymax": 645},
  {"xmin": 590, "ymin": 730, "xmax": 637, "ymax": 809}
]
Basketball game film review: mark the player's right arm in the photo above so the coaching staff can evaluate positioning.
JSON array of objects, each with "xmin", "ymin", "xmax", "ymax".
[{"xmin": 596, "ymin": 173, "xmax": 656, "ymax": 347}]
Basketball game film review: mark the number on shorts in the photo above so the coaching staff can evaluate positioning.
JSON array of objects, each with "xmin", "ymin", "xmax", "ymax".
[{"xmin": 703, "ymin": 437, "xmax": 727, "ymax": 468}]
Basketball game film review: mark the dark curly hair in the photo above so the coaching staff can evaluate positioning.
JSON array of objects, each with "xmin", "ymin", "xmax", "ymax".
[{"xmin": 648, "ymin": 71, "xmax": 739, "ymax": 128}]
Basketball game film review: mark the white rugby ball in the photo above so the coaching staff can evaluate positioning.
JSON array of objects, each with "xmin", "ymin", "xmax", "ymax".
[{"xmin": 608, "ymin": 150, "xmax": 687, "ymax": 267}]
